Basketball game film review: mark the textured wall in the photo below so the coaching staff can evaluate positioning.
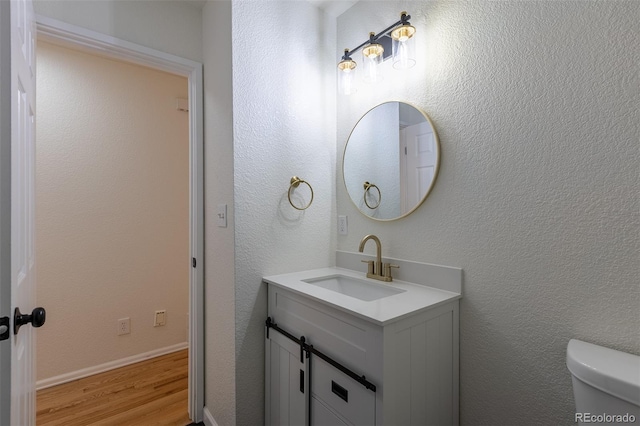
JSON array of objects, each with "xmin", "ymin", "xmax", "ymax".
[
  {"xmin": 337, "ymin": 1, "xmax": 639, "ymax": 425},
  {"xmin": 34, "ymin": 0, "xmax": 202, "ymax": 63},
  {"xmin": 35, "ymin": 41, "xmax": 189, "ymax": 380},
  {"xmin": 231, "ymin": 1, "xmax": 337, "ymax": 424},
  {"xmin": 202, "ymin": 1, "xmax": 236, "ymax": 424}
]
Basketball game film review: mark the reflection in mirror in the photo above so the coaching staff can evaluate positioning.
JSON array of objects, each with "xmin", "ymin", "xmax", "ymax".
[
  {"xmin": 363, "ymin": 182, "xmax": 381, "ymax": 209},
  {"xmin": 343, "ymin": 102, "xmax": 440, "ymax": 221}
]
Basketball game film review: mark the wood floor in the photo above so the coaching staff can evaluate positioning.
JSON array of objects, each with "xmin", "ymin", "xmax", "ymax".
[{"xmin": 36, "ymin": 349, "xmax": 190, "ymax": 426}]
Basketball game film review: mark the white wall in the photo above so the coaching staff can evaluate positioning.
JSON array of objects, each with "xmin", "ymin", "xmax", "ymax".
[
  {"xmin": 230, "ymin": 1, "xmax": 337, "ymax": 423},
  {"xmin": 35, "ymin": 41, "xmax": 190, "ymax": 380},
  {"xmin": 202, "ymin": 1, "xmax": 236, "ymax": 424},
  {"xmin": 31, "ymin": 2, "xmax": 640, "ymax": 425},
  {"xmin": 337, "ymin": 1, "xmax": 639, "ymax": 424},
  {"xmin": 34, "ymin": 0, "xmax": 202, "ymax": 63}
]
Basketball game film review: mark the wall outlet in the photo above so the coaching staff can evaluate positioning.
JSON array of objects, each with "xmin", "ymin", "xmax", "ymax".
[
  {"xmin": 154, "ymin": 310, "xmax": 166, "ymax": 327},
  {"xmin": 338, "ymin": 215, "xmax": 348, "ymax": 235},
  {"xmin": 117, "ymin": 317, "xmax": 130, "ymax": 335}
]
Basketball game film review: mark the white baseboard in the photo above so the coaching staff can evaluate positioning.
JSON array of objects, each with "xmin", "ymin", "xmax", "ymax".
[
  {"xmin": 203, "ymin": 406, "xmax": 218, "ymax": 426},
  {"xmin": 36, "ymin": 342, "xmax": 188, "ymax": 390}
]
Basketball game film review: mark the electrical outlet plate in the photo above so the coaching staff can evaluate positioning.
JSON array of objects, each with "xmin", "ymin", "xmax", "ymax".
[
  {"xmin": 118, "ymin": 317, "xmax": 130, "ymax": 335},
  {"xmin": 154, "ymin": 310, "xmax": 166, "ymax": 327},
  {"xmin": 338, "ymin": 215, "xmax": 348, "ymax": 235}
]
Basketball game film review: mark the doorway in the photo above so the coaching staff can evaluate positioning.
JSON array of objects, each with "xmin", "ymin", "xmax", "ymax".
[
  {"xmin": 34, "ymin": 39, "xmax": 190, "ymax": 422},
  {"xmin": 34, "ymin": 16, "xmax": 204, "ymax": 423}
]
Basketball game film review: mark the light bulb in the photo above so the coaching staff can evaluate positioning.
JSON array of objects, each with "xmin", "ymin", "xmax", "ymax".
[
  {"xmin": 391, "ymin": 24, "xmax": 416, "ymax": 43},
  {"xmin": 392, "ymin": 31, "xmax": 416, "ymax": 69},
  {"xmin": 398, "ymin": 42, "xmax": 409, "ymax": 68},
  {"xmin": 391, "ymin": 22, "xmax": 416, "ymax": 69},
  {"xmin": 362, "ymin": 43, "xmax": 384, "ymax": 83},
  {"xmin": 338, "ymin": 58, "xmax": 357, "ymax": 95}
]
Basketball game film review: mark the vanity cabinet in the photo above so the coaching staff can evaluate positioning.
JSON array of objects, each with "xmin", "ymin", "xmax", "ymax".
[{"xmin": 265, "ymin": 282, "xmax": 459, "ymax": 426}]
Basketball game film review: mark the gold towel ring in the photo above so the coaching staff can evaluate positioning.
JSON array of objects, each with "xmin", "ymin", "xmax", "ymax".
[
  {"xmin": 363, "ymin": 181, "xmax": 381, "ymax": 209},
  {"xmin": 288, "ymin": 176, "xmax": 314, "ymax": 210}
]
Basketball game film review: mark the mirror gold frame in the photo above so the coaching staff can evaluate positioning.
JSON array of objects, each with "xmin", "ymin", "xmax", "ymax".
[{"xmin": 342, "ymin": 101, "xmax": 440, "ymax": 222}]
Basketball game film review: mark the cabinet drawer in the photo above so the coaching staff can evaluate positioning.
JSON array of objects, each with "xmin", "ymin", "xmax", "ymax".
[
  {"xmin": 311, "ymin": 356, "xmax": 375, "ymax": 425},
  {"xmin": 269, "ymin": 285, "xmax": 383, "ymax": 381},
  {"xmin": 311, "ymin": 396, "xmax": 349, "ymax": 426}
]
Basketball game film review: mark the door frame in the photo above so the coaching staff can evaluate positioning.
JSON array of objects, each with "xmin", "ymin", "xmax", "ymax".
[
  {"xmin": 35, "ymin": 15, "xmax": 205, "ymax": 422},
  {"xmin": 0, "ymin": 1, "xmax": 13, "ymax": 424}
]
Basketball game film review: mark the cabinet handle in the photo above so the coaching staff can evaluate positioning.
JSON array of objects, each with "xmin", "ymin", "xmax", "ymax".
[
  {"xmin": 300, "ymin": 369, "xmax": 304, "ymax": 393},
  {"xmin": 331, "ymin": 380, "xmax": 348, "ymax": 403}
]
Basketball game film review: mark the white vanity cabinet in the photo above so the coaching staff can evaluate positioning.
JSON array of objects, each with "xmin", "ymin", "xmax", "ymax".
[{"xmin": 265, "ymin": 279, "xmax": 460, "ymax": 426}]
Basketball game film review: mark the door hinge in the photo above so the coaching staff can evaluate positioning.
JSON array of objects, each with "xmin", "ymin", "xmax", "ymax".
[{"xmin": 192, "ymin": 257, "xmax": 197, "ymax": 268}]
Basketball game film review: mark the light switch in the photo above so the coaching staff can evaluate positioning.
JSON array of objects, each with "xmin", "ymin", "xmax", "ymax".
[{"xmin": 217, "ymin": 204, "xmax": 227, "ymax": 227}]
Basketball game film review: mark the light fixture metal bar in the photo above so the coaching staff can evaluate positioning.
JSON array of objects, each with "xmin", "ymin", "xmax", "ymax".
[{"xmin": 341, "ymin": 13, "xmax": 411, "ymax": 60}]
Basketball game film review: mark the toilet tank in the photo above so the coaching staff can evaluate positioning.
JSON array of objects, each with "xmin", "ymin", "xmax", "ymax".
[{"xmin": 567, "ymin": 339, "xmax": 640, "ymax": 424}]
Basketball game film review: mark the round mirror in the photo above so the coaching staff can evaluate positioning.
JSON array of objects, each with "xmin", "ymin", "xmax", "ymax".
[{"xmin": 342, "ymin": 102, "xmax": 440, "ymax": 221}]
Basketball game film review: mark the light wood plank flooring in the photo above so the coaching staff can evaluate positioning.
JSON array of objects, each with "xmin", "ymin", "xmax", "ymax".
[{"xmin": 37, "ymin": 349, "xmax": 190, "ymax": 426}]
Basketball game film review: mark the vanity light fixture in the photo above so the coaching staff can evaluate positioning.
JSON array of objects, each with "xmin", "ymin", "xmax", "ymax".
[{"xmin": 337, "ymin": 11, "xmax": 416, "ymax": 95}]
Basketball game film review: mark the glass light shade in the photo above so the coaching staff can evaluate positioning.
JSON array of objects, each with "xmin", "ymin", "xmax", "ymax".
[
  {"xmin": 337, "ymin": 58, "xmax": 357, "ymax": 95},
  {"xmin": 391, "ymin": 24, "xmax": 416, "ymax": 69},
  {"xmin": 362, "ymin": 43, "xmax": 384, "ymax": 83}
]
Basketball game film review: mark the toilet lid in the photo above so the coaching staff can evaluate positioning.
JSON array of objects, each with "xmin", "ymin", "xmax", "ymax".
[{"xmin": 567, "ymin": 339, "xmax": 640, "ymax": 406}]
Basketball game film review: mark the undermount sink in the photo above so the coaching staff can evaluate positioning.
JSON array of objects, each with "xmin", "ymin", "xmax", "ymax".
[{"xmin": 302, "ymin": 274, "xmax": 405, "ymax": 301}]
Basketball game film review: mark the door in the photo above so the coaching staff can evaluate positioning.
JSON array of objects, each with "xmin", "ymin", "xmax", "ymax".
[
  {"xmin": 265, "ymin": 330, "xmax": 308, "ymax": 426},
  {"xmin": 401, "ymin": 121, "xmax": 437, "ymax": 214},
  {"xmin": 0, "ymin": 0, "xmax": 38, "ymax": 423}
]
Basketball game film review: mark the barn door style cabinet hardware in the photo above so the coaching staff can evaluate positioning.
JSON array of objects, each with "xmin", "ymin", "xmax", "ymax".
[{"xmin": 264, "ymin": 278, "xmax": 460, "ymax": 425}]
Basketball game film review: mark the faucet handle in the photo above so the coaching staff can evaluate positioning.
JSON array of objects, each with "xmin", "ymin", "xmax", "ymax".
[
  {"xmin": 383, "ymin": 263, "xmax": 400, "ymax": 280},
  {"xmin": 361, "ymin": 260, "xmax": 375, "ymax": 275}
]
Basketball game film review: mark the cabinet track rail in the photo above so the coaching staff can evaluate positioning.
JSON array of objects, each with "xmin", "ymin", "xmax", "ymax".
[{"xmin": 266, "ymin": 317, "xmax": 377, "ymax": 392}]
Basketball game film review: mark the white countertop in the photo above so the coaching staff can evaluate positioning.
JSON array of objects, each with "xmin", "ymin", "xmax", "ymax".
[{"xmin": 263, "ymin": 267, "xmax": 461, "ymax": 325}]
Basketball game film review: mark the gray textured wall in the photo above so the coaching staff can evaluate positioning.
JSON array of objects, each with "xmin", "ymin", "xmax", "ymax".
[
  {"xmin": 337, "ymin": 1, "xmax": 639, "ymax": 424},
  {"xmin": 231, "ymin": 1, "xmax": 337, "ymax": 424}
]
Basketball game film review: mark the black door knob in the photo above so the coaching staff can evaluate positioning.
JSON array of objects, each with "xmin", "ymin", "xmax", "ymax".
[{"xmin": 14, "ymin": 307, "xmax": 46, "ymax": 335}]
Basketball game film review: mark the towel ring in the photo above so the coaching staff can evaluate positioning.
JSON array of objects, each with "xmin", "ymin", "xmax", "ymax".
[
  {"xmin": 288, "ymin": 176, "xmax": 314, "ymax": 210},
  {"xmin": 363, "ymin": 181, "xmax": 381, "ymax": 209}
]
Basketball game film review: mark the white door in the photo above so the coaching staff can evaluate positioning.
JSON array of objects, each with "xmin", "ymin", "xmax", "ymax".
[
  {"xmin": 401, "ymin": 122, "xmax": 437, "ymax": 213},
  {"xmin": 0, "ymin": 0, "xmax": 38, "ymax": 424}
]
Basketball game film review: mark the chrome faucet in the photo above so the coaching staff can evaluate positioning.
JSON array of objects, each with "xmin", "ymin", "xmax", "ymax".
[{"xmin": 358, "ymin": 234, "xmax": 399, "ymax": 282}]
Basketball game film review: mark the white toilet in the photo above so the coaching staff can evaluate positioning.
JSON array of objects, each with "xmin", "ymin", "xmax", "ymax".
[{"xmin": 567, "ymin": 339, "xmax": 640, "ymax": 425}]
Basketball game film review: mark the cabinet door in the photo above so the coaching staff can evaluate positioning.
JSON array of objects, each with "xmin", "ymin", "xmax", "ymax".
[{"xmin": 265, "ymin": 331, "xmax": 308, "ymax": 426}]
